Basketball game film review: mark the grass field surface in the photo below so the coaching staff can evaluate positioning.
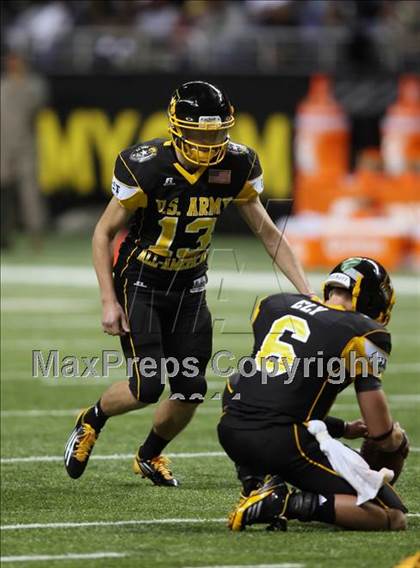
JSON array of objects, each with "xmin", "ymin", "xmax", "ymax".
[{"xmin": 1, "ymin": 236, "xmax": 419, "ymax": 567}]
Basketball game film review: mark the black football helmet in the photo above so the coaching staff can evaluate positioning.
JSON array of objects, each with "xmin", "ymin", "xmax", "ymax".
[
  {"xmin": 168, "ymin": 81, "xmax": 235, "ymax": 166},
  {"xmin": 322, "ymin": 257, "xmax": 396, "ymax": 325}
]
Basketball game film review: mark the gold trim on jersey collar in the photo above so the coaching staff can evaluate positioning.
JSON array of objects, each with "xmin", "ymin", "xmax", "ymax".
[
  {"xmin": 173, "ymin": 162, "xmax": 207, "ymax": 185},
  {"xmin": 323, "ymin": 302, "xmax": 346, "ymax": 311},
  {"xmin": 312, "ymin": 295, "xmax": 347, "ymax": 312}
]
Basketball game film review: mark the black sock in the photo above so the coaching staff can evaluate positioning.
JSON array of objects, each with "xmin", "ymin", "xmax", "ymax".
[
  {"xmin": 312, "ymin": 495, "xmax": 336, "ymax": 524},
  {"xmin": 82, "ymin": 400, "xmax": 109, "ymax": 432},
  {"xmin": 139, "ymin": 430, "xmax": 170, "ymax": 460}
]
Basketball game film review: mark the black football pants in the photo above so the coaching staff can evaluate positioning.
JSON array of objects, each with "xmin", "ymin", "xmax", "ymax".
[{"xmin": 114, "ymin": 272, "xmax": 212, "ymax": 404}]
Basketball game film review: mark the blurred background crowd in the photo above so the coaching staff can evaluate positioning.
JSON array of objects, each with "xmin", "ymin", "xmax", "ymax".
[
  {"xmin": 1, "ymin": 0, "xmax": 419, "ymax": 269},
  {"xmin": 2, "ymin": 0, "xmax": 420, "ymax": 74}
]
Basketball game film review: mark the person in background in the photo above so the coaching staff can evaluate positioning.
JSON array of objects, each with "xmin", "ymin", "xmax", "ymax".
[{"xmin": 0, "ymin": 51, "xmax": 49, "ymax": 250}]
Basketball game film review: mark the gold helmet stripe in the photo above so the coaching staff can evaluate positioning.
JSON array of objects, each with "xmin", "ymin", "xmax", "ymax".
[{"xmin": 351, "ymin": 274, "xmax": 364, "ymax": 311}]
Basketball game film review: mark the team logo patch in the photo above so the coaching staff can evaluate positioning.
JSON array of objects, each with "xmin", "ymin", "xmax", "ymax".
[
  {"xmin": 208, "ymin": 169, "xmax": 231, "ymax": 184},
  {"xmin": 228, "ymin": 142, "xmax": 248, "ymax": 154},
  {"xmin": 130, "ymin": 145, "xmax": 157, "ymax": 163},
  {"xmin": 112, "ymin": 179, "xmax": 120, "ymax": 196},
  {"xmin": 370, "ymin": 352, "xmax": 387, "ymax": 374}
]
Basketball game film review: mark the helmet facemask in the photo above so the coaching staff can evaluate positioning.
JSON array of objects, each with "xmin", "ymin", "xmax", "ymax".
[
  {"xmin": 354, "ymin": 272, "xmax": 396, "ymax": 325},
  {"xmin": 169, "ymin": 103, "xmax": 234, "ymax": 166},
  {"xmin": 376, "ymin": 279, "xmax": 396, "ymax": 326}
]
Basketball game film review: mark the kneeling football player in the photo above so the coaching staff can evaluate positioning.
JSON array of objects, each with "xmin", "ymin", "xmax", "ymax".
[{"xmin": 219, "ymin": 257, "xmax": 409, "ymax": 531}]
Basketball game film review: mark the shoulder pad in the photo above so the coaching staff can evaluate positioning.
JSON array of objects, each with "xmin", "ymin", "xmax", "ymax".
[
  {"xmin": 342, "ymin": 326, "xmax": 391, "ymax": 378},
  {"xmin": 352, "ymin": 314, "xmax": 391, "ymax": 354},
  {"xmin": 112, "ymin": 153, "xmax": 148, "ymax": 210},
  {"xmin": 363, "ymin": 328, "xmax": 392, "ymax": 356}
]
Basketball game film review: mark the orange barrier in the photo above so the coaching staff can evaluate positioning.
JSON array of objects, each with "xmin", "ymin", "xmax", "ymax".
[
  {"xmin": 412, "ymin": 223, "xmax": 420, "ymax": 270},
  {"xmin": 285, "ymin": 216, "xmax": 411, "ymax": 270},
  {"xmin": 291, "ymin": 75, "xmax": 419, "ymax": 269},
  {"xmin": 321, "ymin": 219, "xmax": 408, "ymax": 270},
  {"xmin": 381, "ymin": 75, "xmax": 420, "ymax": 175},
  {"xmin": 295, "ymin": 75, "xmax": 350, "ymax": 178},
  {"xmin": 285, "ymin": 234, "xmax": 325, "ymax": 269},
  {"xmin": 294, "ymin": 174, "xmax": 342, "ymax": 214},
  {"xmin": 294, "ymin": 75, "xmax": 350, "ymax": 215}
]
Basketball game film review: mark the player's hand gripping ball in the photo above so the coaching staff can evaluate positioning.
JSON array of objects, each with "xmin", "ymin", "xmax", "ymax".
[{"xmin": 360, "ymin": 424, "xmax": 409, "ymax": 484}]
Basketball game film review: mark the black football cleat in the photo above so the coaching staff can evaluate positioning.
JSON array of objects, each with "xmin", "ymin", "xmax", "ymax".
[
  {"xmin": 133, "ymin": 453, "xmax": 179, "ymax": 487},
  {"xmin": 64, "ymin": 410, "xmax": 98, "ymax": 479},
  {"xmin": 228, "ymin": 475, "xmax": 289, "ymax": 531}
]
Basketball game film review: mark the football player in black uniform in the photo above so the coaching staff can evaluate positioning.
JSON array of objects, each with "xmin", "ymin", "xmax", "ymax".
[
  {"xmin": 64, "ymin": 81, "xmax": 313, "ymax": 485},
  {"xmin": 219, "ymin": 257, "xmax": 409, "ymax": 531}
]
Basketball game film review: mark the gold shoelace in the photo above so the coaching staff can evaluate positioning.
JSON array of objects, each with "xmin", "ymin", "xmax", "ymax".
[
  {"xmin": 150, "ymin": 456, "xmax": 173, "ymax": 480},
  {"xmin": 73, "ymin": 424, "xmax": 96, "ymax": 462}
]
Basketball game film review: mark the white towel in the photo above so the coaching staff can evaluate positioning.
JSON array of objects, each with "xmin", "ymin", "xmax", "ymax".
[{"xmin": 307, "ymin": 420, "xmax": 394, "ymax": 505}]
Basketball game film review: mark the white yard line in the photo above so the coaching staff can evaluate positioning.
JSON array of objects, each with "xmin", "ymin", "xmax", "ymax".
[
  {"xmin": 183, "ymin": 565, "xmax": 304, "ymax": 568},
  {"xmin": 1, "ymin": 518, "xmax": 226, "ymax": 531},
  {"xmin": 2, "ymin": 339, "xmax": 107, "ymax": 349},
  {"xmin": 392, "ymin": 335, "xmax": 420, "ymax": 345},
  {"xmin": 336, "ymin": 392, "xmax": 420, "ymax": 401},
  {"xmin": 2, "ymin": 449, "xmax": 420, "ymax": 465},
  {"xmin": 1, "ymin": 298, "xmax": 97, "ymax": 312},
  {"xmin": 2, "ymin": 266, "xmax": 419, "ymax": 295},
  {"xmin": 0, "ymin": 552, "xmax": 127, "ymax": 563},
  {"xmin": 1, "ymin": 409, "xmax": 81, "ymax": 417},
  {"xmin": 328, "ymin": 403, "xmax": 419, "ymax": 411},
  {"xmin": 3, "ymin": 318, "xmax": 100, "ymax": 329},
  {"xmin": 1, "ymin": 515, "xmax": 419, "ymax": 532},
  {"xmin": 0, "ymin": 451, "xmax": 226, "ymax": 465},
  {"xmin": 3, "ymin": 394, "xmax": 420, "ymax": 417},
  {"xmin": 1, "ymin": 363, "xmax": 419, "ymax": 384},
  {"xmin": 386, "ymin": 363, "xmax": 420, "ymax": 373}
]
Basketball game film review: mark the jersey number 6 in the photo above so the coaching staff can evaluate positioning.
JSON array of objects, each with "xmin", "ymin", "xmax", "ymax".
[{"xmin": 255, "ymin": 315, "xmax": 310, "ymax": 376}]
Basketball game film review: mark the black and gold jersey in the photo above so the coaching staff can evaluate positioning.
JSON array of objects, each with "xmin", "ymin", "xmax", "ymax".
[
  {"xmin": 112, "ymin": 138, "xmax": 263, "ymax": 288},
  {"xmin": 223, "ymin": 293, "xmax": 391, "ymax": 429}
]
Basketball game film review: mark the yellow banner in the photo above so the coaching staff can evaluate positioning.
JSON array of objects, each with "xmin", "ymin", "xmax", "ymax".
[{"xmin": 36, "ymin": 109, "xmax": 291, "ymax": 198}]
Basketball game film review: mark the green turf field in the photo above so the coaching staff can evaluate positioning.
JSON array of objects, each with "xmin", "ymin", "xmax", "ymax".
[{"xmin": 1, "ymin": 236, "xmax": 419, "ymax": 567}]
